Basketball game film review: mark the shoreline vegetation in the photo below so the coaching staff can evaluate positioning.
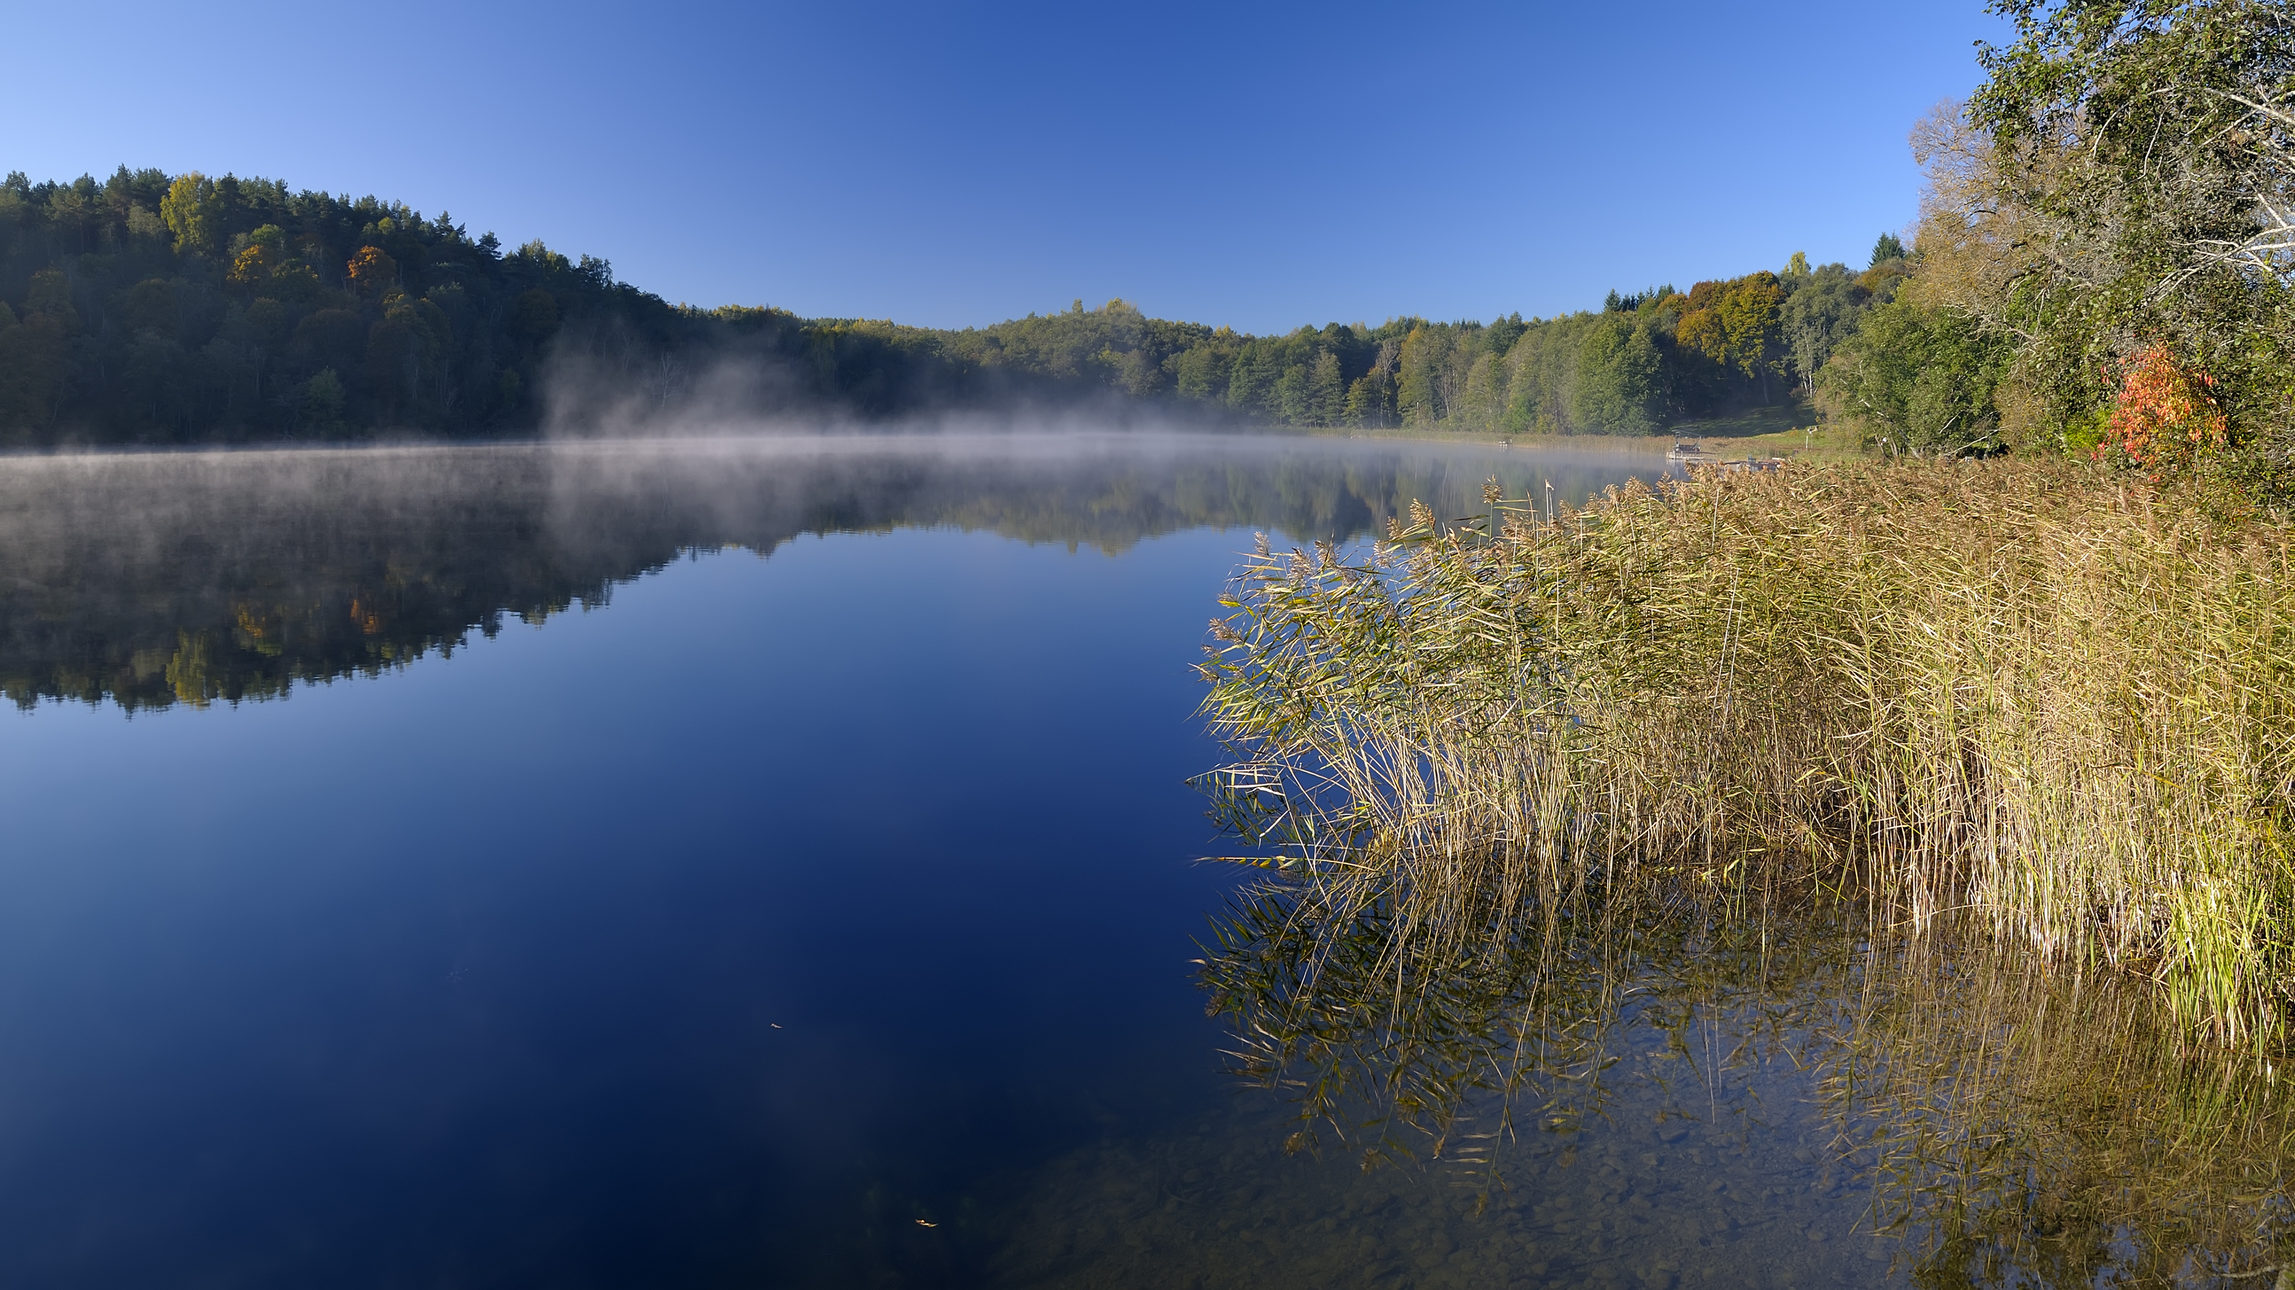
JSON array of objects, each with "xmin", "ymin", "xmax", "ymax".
[
  {"xmin": 1199, "ymin": 462, "xmax": 2295, "ymax": 1049},
  {"xmin": 1196, "ymin": 0, "xmax": 2295, "ymax": 1070}
]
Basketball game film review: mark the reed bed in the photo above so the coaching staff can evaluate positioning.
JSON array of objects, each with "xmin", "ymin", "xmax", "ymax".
[{"xmin": 1197, "ymin": 460, "xmax": 2295, "ymax": 1049}]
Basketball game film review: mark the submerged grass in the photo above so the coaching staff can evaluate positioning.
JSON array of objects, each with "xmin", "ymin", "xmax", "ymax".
[
  {"xmin": 1198, "ymin": 880, "xmax": 2295, "ymax": 1280},
  {"xmin": 1832, "ymin": 934, "xmax": 2295, "ymax": 1285},
  {"xmin": 1197, "ymin": 459, "xmax": 2295, "ymax": 1049}
]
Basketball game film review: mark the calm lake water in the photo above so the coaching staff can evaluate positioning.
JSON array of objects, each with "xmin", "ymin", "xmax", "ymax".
[{"xmin": 0, "ymin": 435, "xmax": 2286, "ymax": 1288}]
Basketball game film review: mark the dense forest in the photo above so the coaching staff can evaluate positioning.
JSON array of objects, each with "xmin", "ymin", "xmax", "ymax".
[{"xmin": 0, "ymin": 165, "xmax": 1910, "ymax": 444}]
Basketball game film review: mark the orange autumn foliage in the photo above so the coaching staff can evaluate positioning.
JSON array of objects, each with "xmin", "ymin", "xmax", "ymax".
[
  {"xmin": 2101, "ymin": 345, "xmax": 2227, "ymax": 473},
  {"xmin": 346, "ymin": 245, "xmax": 398, "ymax": 295}
]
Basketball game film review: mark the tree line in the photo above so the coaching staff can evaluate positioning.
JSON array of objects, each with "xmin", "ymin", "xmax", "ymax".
[
  {"xmin": 917, "ymin": 248, "xmax": 1906, "ymax": 437},
  {"xmin": 0, "ymin": 170, "xmax": 637, "ymax": 439},
  {"xmin": 0, "ymin": 165, "xmax": 1910, "ymax": 445}
]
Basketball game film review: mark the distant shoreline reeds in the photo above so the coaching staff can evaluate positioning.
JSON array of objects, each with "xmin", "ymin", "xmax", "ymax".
[{"xmin": 1197, "ymin": 460, "xmax": 2295, "ymax": 1050}]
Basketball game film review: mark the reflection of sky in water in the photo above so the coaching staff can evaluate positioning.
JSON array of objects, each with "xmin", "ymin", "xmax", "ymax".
[{"xmin": 0, "ymin": 438, "xmax": 2279, "ymax": 1287}]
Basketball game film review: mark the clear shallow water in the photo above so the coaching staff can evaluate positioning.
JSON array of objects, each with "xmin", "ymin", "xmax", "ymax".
[{"xmin": 0, "ymin": 435, "xmax": 2284, "ymax": 1288}]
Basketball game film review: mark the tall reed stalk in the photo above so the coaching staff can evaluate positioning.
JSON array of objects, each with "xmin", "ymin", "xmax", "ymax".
[{"xmin": 1197, "ymin": 460, "xmax": 2295, "ymax": 1048}]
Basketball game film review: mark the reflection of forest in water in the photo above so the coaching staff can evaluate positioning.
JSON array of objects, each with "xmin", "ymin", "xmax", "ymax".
[
  {"xmin": 1192, "ymin": 884, "xmax": 2295, "ymax": 1288},
  {"xmin": 0, "ymin": 434, "xmax": 1647, "ymax": 712}
]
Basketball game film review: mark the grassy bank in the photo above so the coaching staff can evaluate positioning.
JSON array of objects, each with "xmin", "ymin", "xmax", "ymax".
[
  {"xmin": 1301, "ymin": 398, "xmax": 1865, "ymax": 465},
  {"xmin": 1197, "ymin": 460, "xmax": 2295, "ymax": 1049}
]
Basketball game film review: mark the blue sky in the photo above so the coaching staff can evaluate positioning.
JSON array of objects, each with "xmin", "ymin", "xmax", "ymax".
[{"xmin": 4, "ymin": 1, "xmax": 2004, "ymax": 333}]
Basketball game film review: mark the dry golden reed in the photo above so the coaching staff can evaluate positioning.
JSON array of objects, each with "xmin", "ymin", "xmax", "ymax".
[{"xmin": 1198, "ymin": 459, "xmax": 2295, "ymax": 1049}]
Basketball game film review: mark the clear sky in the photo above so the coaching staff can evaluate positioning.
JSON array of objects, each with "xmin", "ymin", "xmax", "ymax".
[{"xmin": 4, "ymin": 0, "xmax": 2005, "ymax": 334}]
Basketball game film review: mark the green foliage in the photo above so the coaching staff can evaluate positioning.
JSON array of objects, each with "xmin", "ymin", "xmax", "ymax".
[
  {"xmin": 0, "ymin": 166, "xmax": 1893, "ymax": 443},
  {"xmin": 0, "ymin": 165, "xmax": 705, "ymax": 442},
  {"xmin": 1820, "ymin": 298, "xmax": 2009, "ymax": 454},
  {"xmin": 1947, "ymin": 0, "xmax": 2295, "ymax": 484},
  {"xmin": 1782, "ymin": 263, "xmax": 1865, "ymax": 396},
  {"xmin": 1569, "ymin": 314, "xmax": 1667, "ymax": 434},
  {"xmin": 299, "ymin": 368, "xmax": 345, "ymax": 437}
]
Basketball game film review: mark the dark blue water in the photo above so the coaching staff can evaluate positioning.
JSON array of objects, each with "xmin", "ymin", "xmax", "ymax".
[
  {"xmin": 4, "ymin": 525, "xmax": 1246, "ymax": 1281},
  {"xmin": 0, "ymin": 437, "xmax": 2276, "ymax": 1288}
]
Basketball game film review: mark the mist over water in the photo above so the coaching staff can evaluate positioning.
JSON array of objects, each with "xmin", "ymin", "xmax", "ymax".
[{"xmin": 0, "ymin": 432, "xmax": 1658, "ymax": 712}]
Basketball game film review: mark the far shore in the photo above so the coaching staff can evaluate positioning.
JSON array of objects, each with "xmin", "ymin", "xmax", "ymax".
[{"xmin": 1300, "ymin": 415, "xmax": 1867, "ymax": 464}]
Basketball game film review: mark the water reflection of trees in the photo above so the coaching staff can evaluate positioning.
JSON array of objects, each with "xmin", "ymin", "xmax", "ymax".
[
  {"xmin": 1199, "ymin": 884, "xmax": 2295, "ymax": 1285},
  {"xmin": 0, "ymin": 437, "xmax": 1650, "ymax": 712}
]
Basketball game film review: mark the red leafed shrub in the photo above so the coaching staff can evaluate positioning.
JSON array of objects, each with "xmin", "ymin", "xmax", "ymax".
[{"xmin": 2100, "ymin": 345, "xmax": 2228, "ymax": 474}]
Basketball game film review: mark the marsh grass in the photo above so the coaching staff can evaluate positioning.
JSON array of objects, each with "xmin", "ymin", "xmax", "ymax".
[{"xmin": 1197, "ymin": 459, "xmax": 2295, "ymax": 1049}]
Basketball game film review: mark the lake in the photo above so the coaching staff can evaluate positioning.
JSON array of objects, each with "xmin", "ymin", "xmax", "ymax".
[{"xmin": 0, "ymin": 434, "xmax": 2285, "ymax": 1288}]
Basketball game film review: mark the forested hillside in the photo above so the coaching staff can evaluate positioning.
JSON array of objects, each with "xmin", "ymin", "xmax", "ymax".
[{"xmin": 0, "ymin": 166, "xmax": 1905, "ymax": 445}]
